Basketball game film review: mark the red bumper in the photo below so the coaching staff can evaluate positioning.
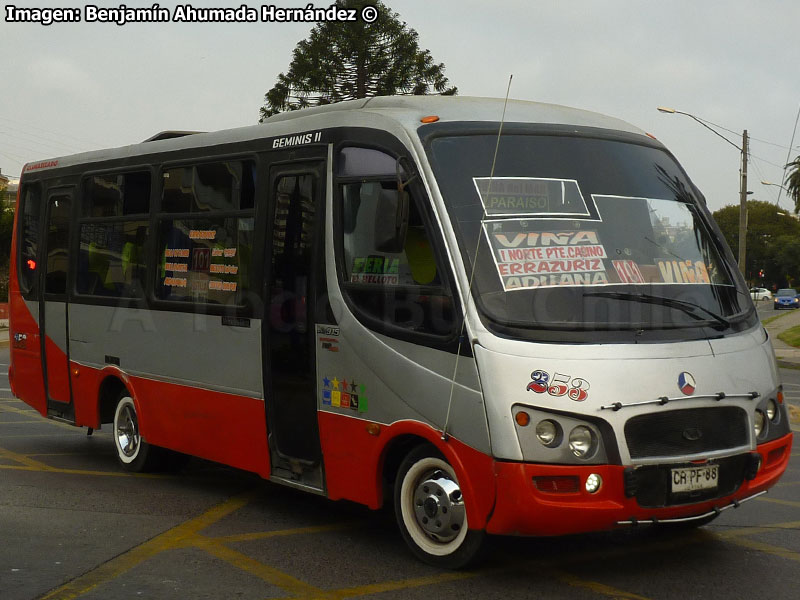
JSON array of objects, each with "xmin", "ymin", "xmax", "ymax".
[{"xmin": 485, "ymin": 433, "xmax": 793, "ymax": 536}]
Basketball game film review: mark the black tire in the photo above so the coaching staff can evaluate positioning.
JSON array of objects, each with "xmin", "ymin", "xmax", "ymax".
[
  {"xmin": 112, "ymin": 392, "xmax": 163, "ymax": 472},
  {"xmin": 394, "ymin": 444, "xmax": 485, "ymax": 568}
]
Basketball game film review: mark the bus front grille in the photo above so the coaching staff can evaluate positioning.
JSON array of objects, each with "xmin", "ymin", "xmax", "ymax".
[{"xmin": 624, "ymin": 406, "xmax": 749, "ymax": 459}]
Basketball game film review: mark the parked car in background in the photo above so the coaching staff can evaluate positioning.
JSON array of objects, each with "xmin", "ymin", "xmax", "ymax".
[
  {"xmin": 750, "ymin": 287, "xmax": 773, "ymax": 301},
  {"xmin": 773, "ymin": 288, "xmax": 800, "ymax": 310}
]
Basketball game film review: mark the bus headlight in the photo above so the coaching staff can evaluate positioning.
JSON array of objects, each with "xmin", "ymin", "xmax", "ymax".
[
  {"xmin": 568, "ymin": 426, "xmax": 596, "ymax": 458},
  {"xmin": 535, "ymin": 420, "xmax": 561, "ymax": 447},
  {"xmin": 754, "ymin": 410, "xmax": 766, "ymax": 438},
  {"xmin": 766, "ymin": 398, "xmax": 778, "ymax": 422}
]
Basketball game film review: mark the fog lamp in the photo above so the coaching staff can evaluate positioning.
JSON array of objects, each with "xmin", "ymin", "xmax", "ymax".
[{"xmin": 585, "ymin": 473, "xmax": 603, "ymax": 494}]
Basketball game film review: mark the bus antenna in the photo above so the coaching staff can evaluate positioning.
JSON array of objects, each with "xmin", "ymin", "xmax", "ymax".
[{"xmin": 441, "ymin": 74, "xmax": 513, "ymax": 442}]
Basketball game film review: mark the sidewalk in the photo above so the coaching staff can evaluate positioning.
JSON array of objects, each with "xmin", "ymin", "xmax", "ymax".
[{"xmin": 763, "ymin": 307, "xmax": 800, "ymax": 368}]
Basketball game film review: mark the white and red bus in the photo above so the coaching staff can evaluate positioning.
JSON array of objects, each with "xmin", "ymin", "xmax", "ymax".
[{"xmin": 9, "ymin": 96, "xmax": 793, "ymax": 567}]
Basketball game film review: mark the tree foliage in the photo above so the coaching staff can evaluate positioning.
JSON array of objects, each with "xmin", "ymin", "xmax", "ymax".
[
  {"xmin": 259, "ymin": 0, "xmax": 456, "ymax": 120},
  {"xmin": 786, "ymin": 155, "xmax": 800, "ymax": 214},
  {"xmin": 712, "ymin": 200, "xmax": 800, "ymax": 287}
]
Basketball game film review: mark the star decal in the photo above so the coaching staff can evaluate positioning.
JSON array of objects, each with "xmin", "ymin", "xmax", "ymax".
[
  {"xmin": 332, "ymin": 377, "xmax": 340, "ymax": 390},
  {"xmin": 350, "ymin": 380, "xmax": 358, "ymax": 393},
  {"xmin": 322, "ymin": 376, "xmax": 331, "ymax": 388}
]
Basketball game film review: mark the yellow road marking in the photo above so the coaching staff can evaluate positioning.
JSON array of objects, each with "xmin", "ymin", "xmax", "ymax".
[
  {"xmin": 0, "ymin": 433, "xmax": 95, "ymax": 438},
  {"xmin": 0, "ymin": 419, "xmax": 49, "ymax": 424},
  {"xmin": 40, "ymin": 492, "xmax": 256, "ymax": 600},
  {"xmin": 0, "ymin": 405, "xmax": 37, "ymax": 415},
  {"xmin": 0, "ymin": 445, "xmax": 54, "ymax": 470},
  {"xmin": 213, "ymin": 522, "xmax": 355, "ymax": 544},
  {"xmin": 0, "ymin": 445, "xmax": 164, "ymax": 479},
  {"xmin": 553, "ymin": 569, "xmax": 653, "ymax": 600},
  {"xmin": 725, "ymin": 537, "xmax": 800, "ymax": 563},
  {"xmin": 198, "ymin": 537, "xmax": 326, "ymax": 598},
  {"xmin": 756, "ymin": 496, "xmax": 800, "ymax": 509},
  {"xmin": 716, "ymin": 520, "xmax": 800, "ymax": 538},
  {"xmin": 0, "ymin": 404, "xmax": 79, "ymax": 431},
  {"xmin": 311, "ymin": 569, "xmax": 490, "ymax": 600}
]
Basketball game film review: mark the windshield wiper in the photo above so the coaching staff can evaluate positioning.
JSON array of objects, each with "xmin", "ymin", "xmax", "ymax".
[{"xmin": 583, "ymin": 291, "xmax": 730, "ymax": 330}]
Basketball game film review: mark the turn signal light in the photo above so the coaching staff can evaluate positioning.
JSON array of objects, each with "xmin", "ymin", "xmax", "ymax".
[
  {"xmin": 515, "ymin": 411, "xmax": 531, "ymax": 427},
  {"xmin": 777, "ymin": 390, "xmax": 784, "ymax": 404},
  {"xmin": 420, "ymin": 115, "xmax": 440, "ymax": 123}
]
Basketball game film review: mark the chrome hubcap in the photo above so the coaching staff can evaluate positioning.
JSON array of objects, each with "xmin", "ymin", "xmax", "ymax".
[
  {"xmin": 116, "ymin": 404, "xmax": 139, "ymax": 458},
  {"xmin": 412, "ymin": 469, "xmax": 465, "ymax": 543}
]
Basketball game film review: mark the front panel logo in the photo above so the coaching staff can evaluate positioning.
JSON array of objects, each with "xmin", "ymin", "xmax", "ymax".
[{"xmin": 678, "ymin": 372, "xmax": 696, "ymax": 395}]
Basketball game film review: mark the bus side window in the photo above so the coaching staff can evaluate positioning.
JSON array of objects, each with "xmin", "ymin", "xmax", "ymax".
[{"xmin": 337, "ymin": 148, "xmax": 454, "ymax": 338}]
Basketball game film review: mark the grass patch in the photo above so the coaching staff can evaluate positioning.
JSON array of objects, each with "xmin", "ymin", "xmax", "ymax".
[
  {"xmin": 762, "ymin": 310, "xmax": 793, "ymax": 326},
  {"xmin": 777, "ymin": 324, "xmax": 800, "ymax": 348}
]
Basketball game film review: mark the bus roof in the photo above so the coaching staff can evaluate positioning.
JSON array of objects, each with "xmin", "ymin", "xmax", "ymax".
[{"xmin": 22, "ymin": 96, "xmax": 648, "ymax": 174}]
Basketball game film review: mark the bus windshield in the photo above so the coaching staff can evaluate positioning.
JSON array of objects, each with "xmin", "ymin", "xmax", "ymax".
[{"xmin": 426, "ymin": 132, "xmax": 754, "ymax": 340}]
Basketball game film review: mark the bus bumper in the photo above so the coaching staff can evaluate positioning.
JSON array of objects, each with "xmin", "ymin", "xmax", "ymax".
[{"xmin": 485, "ymin": 433, "xmax": 793, "ymax": 536}]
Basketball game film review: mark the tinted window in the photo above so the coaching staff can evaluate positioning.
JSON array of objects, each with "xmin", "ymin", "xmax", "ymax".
[
  {"xmin": 337, "ymin": 148, "xmax": 455, "ymax": 338},
  {"xmin": 18, "ymin": 185, "xmax": 41, "ymax": 296},
  {"xmin": 428, "ymin": 133, "xmax": 754, "ymax": 339},
  {"xmin": 44, "ymin": 195, "xmax": 71, "ymax": 295},
  {"xmin": 77, "ymin": 221, "xmax": 148, "ymax": 298},
  {"xmin": 161, "ymin": 160, "xmax": 255, "ymax": 212},
  {"xmin": 155, "ymin": 216, "xmax": 254, "ymax": 305},
  {"xmin": 83, "ymin": 171, "xmax": 150, "ymax": 217}
]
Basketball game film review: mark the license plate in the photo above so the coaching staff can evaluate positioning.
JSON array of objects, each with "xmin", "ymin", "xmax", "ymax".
[{"xmin": 671, "ymin": 465, "xmax": 719, "ymax": 493}]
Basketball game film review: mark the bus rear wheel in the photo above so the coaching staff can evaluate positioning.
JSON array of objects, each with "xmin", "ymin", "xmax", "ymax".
[
  {"xmin": 112, "ymin": 393, "xmax": 161, "ymax": 472},
  {"xmin": 394, "ymin": 445, "xmax": 484, "ymax": 568}
]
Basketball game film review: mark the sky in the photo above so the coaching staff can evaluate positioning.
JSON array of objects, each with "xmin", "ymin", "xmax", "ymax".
[{"xmin": 2, "ymin": 0, "xmax": 799, "ymax": 213}]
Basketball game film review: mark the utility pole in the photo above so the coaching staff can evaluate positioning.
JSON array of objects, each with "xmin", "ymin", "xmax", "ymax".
[{"xmin": 738, "ymin": 130, "xmax": 748, "ymax": 277}]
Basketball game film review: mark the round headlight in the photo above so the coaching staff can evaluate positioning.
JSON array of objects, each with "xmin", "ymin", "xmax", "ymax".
[
  {"xmin": 766, "ymin": 399, "xmax": 778, "ymax": 422},
  {"xmin": 754, "ymin": 410, "xmax": 766, "ymax": 438},
  {"xmin": 535, "ymin": 420, "xmax": 560, "ymax": 447},
  {"xmin": 568, "ymin": 426, "xmax": 596, "ymax": 458}
]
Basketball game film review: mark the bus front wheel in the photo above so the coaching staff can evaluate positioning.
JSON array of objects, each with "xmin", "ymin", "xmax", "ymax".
[
  {"xmin": 394, "ymin": 445, "xmax": 484, "ymax": 568},
  {"xmin": 112, "ymin": 393, "xmax": 161, "ymax": 472}
]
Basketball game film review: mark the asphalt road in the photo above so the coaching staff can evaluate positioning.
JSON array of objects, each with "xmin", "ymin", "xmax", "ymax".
[{"xmin": 2, "ymin": 344, "xmax": 799, "ymax": 600}]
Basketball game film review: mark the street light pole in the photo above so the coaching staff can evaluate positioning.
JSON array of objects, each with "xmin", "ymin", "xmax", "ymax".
[
  {"xmin": 739, "ymin": 130, "xmax": 748, "ymax": 277},
  {"xmin": 656, "ymin": 107, "xmax": 749, "ymax": 277}
]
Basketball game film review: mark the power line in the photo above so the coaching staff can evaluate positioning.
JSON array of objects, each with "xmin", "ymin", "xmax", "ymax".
[
  {"xmin": 0, "ymin": 123, "xmax": 92, "ymax": 153},
  {"xmin": 693, "ymin": 114, "xmax": 800, "ymax": 153},
  {"xmin": 0, "ymin": 130, "xmax": 83, "ymax": 156},
  {"xmin": 0, "ymin": 115, "xmax": 108, "ymax": 148}
]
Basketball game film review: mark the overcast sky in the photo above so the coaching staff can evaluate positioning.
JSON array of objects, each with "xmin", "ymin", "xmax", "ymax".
[{"xmin": 2, "ymin": 0, "xmax": 799, "ymax": 213}]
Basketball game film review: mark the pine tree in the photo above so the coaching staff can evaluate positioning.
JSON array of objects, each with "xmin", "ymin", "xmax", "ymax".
[{"xmin": 259, "ymin": 0, "xmax": 456, "ymax": 121}]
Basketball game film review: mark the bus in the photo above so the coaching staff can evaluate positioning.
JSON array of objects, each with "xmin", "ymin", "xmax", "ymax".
[{"xmin": 9, "ymin": 96, "xmax": 793, "ymax": 567}]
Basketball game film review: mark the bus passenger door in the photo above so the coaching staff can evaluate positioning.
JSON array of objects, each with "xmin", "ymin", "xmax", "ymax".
[
  {"xmin": 40, "ymin": 190, "xmax": 74, "ymax": 421},
  {"xmin": 265, "ymin": 162, "xmax": 325, "ymax": 490}
]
